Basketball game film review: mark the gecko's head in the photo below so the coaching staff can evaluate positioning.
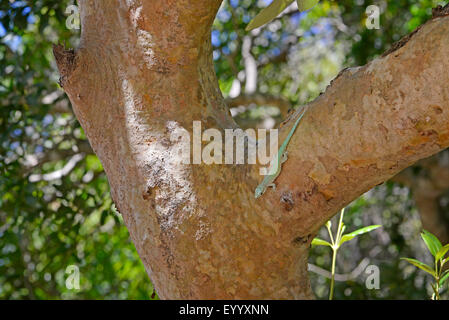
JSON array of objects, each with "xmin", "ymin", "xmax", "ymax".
[{"xmin": 255, "ymin": 185, "xmax": 264, "ymax": 199}]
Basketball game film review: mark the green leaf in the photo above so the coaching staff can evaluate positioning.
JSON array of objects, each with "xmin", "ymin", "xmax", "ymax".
[
  {"xmin": 311, "ymin": 237, "xmax": 332, "ymax": 247},
  {"xmin": 435, "ymin": 244, "xmax": 449, "ymax": 262},
  {"xmin": 296, "ymin": 0, "xmax": 319, "ymax": 11},
  {"xmin": 440, "ymin": 270, "xmax": 449, "ymax": 286},
  {"xmin": 421, "ymin": 230, "xmax": 442, "ymax": 257},
  {"xmin": 246, "ymin": 0, "xmax": 295, "ymax": 31},
  {"xmin": 401, "ymin": 258, "xmax": 436, "ymax": 277},
  {"xmin": 340, "ymin": 225, "xmax": 381, "ymax": 245}
]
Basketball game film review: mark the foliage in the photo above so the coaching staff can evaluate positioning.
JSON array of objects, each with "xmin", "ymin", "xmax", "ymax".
[
  {"xmin": 402, "ymin": 230, "xmax": 449, "ymax": 300},
  {"xmin": 312, "ymin": 208, "xmax": 381, "ymax": 299},
  {"xmin": 0, "ymin": 0, "xmax": 156, "ymax": 299}
]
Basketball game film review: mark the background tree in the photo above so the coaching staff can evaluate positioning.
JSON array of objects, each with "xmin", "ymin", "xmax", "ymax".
[{"xmin": 0, "ymin": 0, "xmax": 448, "ymax": 299}]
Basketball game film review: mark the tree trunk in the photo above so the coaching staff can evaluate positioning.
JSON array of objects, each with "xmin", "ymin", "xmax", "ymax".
[{"xmin": 54, "ymin": 0, "xmax": 449, "ymax": 299}]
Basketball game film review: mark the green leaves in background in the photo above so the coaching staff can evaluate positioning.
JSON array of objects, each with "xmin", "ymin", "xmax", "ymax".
[
  {"xmin": 402, "ymin": 230, "xmax": 449, "ymax": 300},
  {"xmin": 0, "ymin": 0, "xmax": 157, "ymax": 300},
  {"xmin": 246, "ymin": 0, "xmax": 319, "ymax": 31}
]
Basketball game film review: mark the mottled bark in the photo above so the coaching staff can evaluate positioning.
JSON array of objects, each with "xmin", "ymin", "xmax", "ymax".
[{"xmin": 55, "ymin": 0, "xmax": 449, "ymax": 299}]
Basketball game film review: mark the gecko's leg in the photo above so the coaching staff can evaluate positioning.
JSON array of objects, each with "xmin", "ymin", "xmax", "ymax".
[
  {"xmin": 281, "ymin": 151, "xmax": 288, "ymax": 164},
  {"xmin": 268, "ymin": 183, "xmax": 276, "ymax": 190}
]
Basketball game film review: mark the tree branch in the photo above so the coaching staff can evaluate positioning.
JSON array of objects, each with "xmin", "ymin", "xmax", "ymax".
[
  {"xmin": 28, "ymin": 153, "xmax": 85, "ymax": 182},
  {"xmin": 265, "ymin": 16, "xmax": 449, "ymax": 236}
]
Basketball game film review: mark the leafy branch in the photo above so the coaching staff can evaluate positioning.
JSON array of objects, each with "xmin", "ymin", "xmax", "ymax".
[
  {"xmin": 402, "ymin": 230, "xmax": 449, "ymax": 300},
  {"xmin": 311, "ymin": 208, "xmax": 381, "ymax": 300}
]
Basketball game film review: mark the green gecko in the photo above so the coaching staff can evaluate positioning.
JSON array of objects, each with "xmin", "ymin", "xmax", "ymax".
[{"xmin": 254, "ymin": 106, "xmax": 308, "ymax": 199}]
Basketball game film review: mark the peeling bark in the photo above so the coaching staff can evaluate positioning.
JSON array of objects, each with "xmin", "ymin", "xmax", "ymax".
[{"xmin": 55, "ymin": 0, "xmax": 449, "ymax": 299}]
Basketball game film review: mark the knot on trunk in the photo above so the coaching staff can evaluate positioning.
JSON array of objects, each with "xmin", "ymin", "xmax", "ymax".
[{"xmin": 53, "ymin": 44, "xmax": 77, "ymax": 88}]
